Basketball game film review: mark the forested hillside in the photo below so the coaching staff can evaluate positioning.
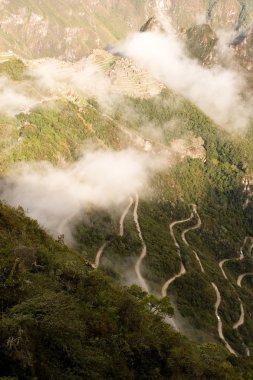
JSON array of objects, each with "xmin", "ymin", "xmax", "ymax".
[
  {"xmin": 1, "ymin": 1, "xmax": 253, "ymax": 378},
  {"xmin": 1, "ymin": 202, "xmax": 249, "ymax": 379}
]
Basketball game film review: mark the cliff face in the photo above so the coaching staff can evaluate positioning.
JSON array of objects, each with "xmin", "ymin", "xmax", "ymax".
[
  {"xmin": 166, "ymin": 0, "xmax": 253, "ymax": 32},
  {"xmin": 0, "ymin": 0, "xmax": 252, "ymax": 62},
  {"xmin": 233, "ymin": 28, "xmax": 253, "ymax": 72},
  {"xmin": 0, "ymin": 0, "xmax": 155, "ymax": 60}
]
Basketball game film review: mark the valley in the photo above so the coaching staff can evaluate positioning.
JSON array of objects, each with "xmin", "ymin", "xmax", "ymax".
[{"xmin": 1, "ymin": 1, "xmax": 253, "ymax": 379}]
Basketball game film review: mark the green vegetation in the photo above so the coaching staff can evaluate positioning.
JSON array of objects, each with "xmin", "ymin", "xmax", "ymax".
[
  {"xmin": 1, "ymin": 54, "xmax": 253, "ymax": 375},
  {"xmin": 73, "ymin": 92, "xmax": 253, "ymax": 356},
  {"xmin": 0, "ymin": 202, "xmax": 248, "ymax": 379},
  {"xmin": 0, "ymin": 59, "xmax": 26, "ymax": 81},
  {"xmin": 0, "ymin": 100, "xmax": 122, "ymax": 173}
]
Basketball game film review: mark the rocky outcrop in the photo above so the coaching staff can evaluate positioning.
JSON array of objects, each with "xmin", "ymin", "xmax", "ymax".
[
  {"xmin": 167, "ymin": 0, "xmax": 253, "ymax": 33},
  {"xmin": 140, "ymin": 16, "xmax": 164, "ymax": 33},
  {"xmin": 233, "ymin": 28, "xmax": 253, "ymax": 72}
]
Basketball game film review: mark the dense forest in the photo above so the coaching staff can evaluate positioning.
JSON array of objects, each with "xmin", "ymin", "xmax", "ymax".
[
  {"xmin": 1, "ymin": 201, "xmax": 253, "ymax": 379},
  {"xmin": 1, "ymin": 49, "xmax": 253, "ymax": 378}
]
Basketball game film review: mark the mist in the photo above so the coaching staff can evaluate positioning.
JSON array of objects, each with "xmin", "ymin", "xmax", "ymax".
[
  {"xmin": 28, "ymin": 58, "xmax": 117, "ymax": 108},
  {"xmin": 1, "ymin": 149, "xmax": 165, "ymax": 242},
  {"xmin": 0, "ymin": 77, "xmax": 36, "ymax": 116},
  {"xmin": 114, "ymin": 29, "xmax": 252, "ymax": 130}
]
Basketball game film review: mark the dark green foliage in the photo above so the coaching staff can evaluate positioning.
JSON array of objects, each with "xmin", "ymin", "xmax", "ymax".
[
  {"xmin": 1, "ymin": 56, "xmax": 253, "ymax": 377},
  {"xmin": 0, "ymin": 203, "xmax": 247, "ymax": 379},
  {"xmin": 75, "ymin": 92, "xmax": 253, "ymax": 355}
]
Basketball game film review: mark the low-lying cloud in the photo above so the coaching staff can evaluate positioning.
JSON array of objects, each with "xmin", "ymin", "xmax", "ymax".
[
  {"xmin": 1, "ymin": 149, "xmax": 165, "ymax": 242},
  {"xmin": 0, "ymin": 77, "xmax": 36, "ymax": 116},
  {"xmin": 114, "ymin": 30, "xmax": 252, "ymax": 130},
  {"xmin": 28, "ymin": 59, "xmax": 116, "ymax": 108}
]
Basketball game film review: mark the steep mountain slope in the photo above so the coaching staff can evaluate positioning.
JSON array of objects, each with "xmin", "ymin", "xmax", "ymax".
[
  {"xmin": 0, "ymin": 0, "xmax": 154, "ymax": 60},
  {"xmin": 1, "ymin": 50, "xmax": 253, "ymax": 358},
  {"xmin": 0, "ymin": 202, "xmax": 247, "ymax": 379},
  {"xmin": 0, "ymin": 0, "xmax": 253, "ymax": 62},
  {"xmin": 1, "ymin": 0, "xmax": 253, "ymax": 376},
  {"xmin": 168, "ymin": 0, "xmax": 253, "ymax": 32}
]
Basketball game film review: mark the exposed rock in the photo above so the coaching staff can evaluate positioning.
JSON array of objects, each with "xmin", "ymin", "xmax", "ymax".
[
  {"xmin": 185, "ymin": 24, "xmax": 218, "ymax": 66},
  {"xmin": 140, "ymin": 16, "xmax": 164, "ymax": 33},
  {"xmin": 233, "ymin": 28, "xmax": 253, "ymax": 72},
  {"xmin": 169, "ymin": 136, "xmax": 206, "ymax": 161},
  {"xmin": 168, "ymin": 0, "xmax": 253, "ymax": 33},
  {"xmin": 0, "ymin": 1, "xmax": 155, "ymax": 60}
]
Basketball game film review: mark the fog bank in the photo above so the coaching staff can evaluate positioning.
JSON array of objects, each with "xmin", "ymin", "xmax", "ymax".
[
  {"xmin": 1, "ymin": 149, "xmax": 165, "ymax": 241},
  {"xmin": 114, "ymin": 30, "xmax": 252, "ymax": 130}
]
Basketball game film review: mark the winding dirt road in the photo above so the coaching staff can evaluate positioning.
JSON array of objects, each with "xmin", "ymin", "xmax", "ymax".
[
  {"xmin": 119, "ymin": 197, "xmax": 134, "ymax": 237},
  {"xmin": 233, "ymin": 299, "xmax": 245, "ymax": 330},
  {"xmin": 211, "ymin": 282, "xmax": 237, "ymax": 356},
  {"xmin": 231, "ymin": 293, "xmax": 250, "ymax": 355},
  {"xmin": 218, "ymin": 237, "xmax": 253, "ymax": 355},
  {"xmin": 133, "ymin": 194, "xmax": 149, "ymax": 292},
  {"xmin": 161, "ymin": 209, "xmax": 195, "ymax": 297},
  {"xmin": 181, "ymin": 204, "xmax": 205, "ymax": 273},
  {"xmin": 93, "ymin": 198, "xmax": 134, "ymax": 270},
  {"xmin": 219, "ymin": 237, "xmax": 252, "ymax": 281},
  {"xmin": 161, "ymin": 263, "xmax": 186, "ymax": 298},
  {"xmin": 169, "ymin": 212, "xmax": 194, "ymax": 249},
  {"xmin": 237, "ymin": 273, "xmax": 253, "ymax": 287},
  {"xmin": 92, "ymin": 242, "xmax": 108, "ymax": 269}
]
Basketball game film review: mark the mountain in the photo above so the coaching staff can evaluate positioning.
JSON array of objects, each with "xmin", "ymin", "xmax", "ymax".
[
  {"xmin": 0, "ymin": 0, "xmax": 253, "ymax": 62},
  {"xmin": 168, "ymin": 0, "xmax": 253, "ymax": 31},
  {"xmin": 1, "ymin": 1, "xmax": 253, "ymax": 379},
  {"xmin": 0, "ymin": 0, "xmax": 154, "ymax": 60},
  {"xmin": 0, "ymin": 201, "xmax": 249, "ymax": 379}
]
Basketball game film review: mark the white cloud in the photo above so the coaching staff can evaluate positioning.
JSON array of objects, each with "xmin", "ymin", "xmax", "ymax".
[
  {"xmin": 28, "ymin": 58, "xmax": 116, "ymax": 108},
  {"xmin": 114, "ymin": 30, "xmax": 252, "ymax": 130},
  {"xmin": 1, "ymin": 149, "xmax": 165, "ymax": 241},
  {"xmin": 0, "ymin": 77, "xmax": 36, "ymax": 115}
]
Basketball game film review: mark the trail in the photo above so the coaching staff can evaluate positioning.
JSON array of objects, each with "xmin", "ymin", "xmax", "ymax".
[
  {"xmin": 211, "ymin": 282, "xmax": 237, "ymax": 356},
  {"xmin": 237, "ymin": 272, "xmax": 253, "ymax": 287},
  {"xmin": 119, "ymin": 197, "xmax": 134, "ymax": 237},
  {"xmin": 233, "ymin": 299, "xmax": 245, "ymax": 329},
  {"xmin": 161, "ymin": 209, "xmax": 194, "ymax": 297},
  {"xmin": 133, "ymin": 194, "xmax": 149, "ymax": 292},
  {"xmin": 92, "ymin": 242, "xmax": 108, "ymax": 269},
  {"xmin": 181, "ymin": 204, "xmax": 205, "ymax": 273}
]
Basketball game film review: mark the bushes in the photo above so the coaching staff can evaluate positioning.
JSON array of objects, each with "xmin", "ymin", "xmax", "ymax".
[
  {"xmin": 0, "ymin": 203, "xmax": 246, "ymax": 379},
  {"xmin": 0, "ymin": 59, "xmax": 26, "ymax": 81}
]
